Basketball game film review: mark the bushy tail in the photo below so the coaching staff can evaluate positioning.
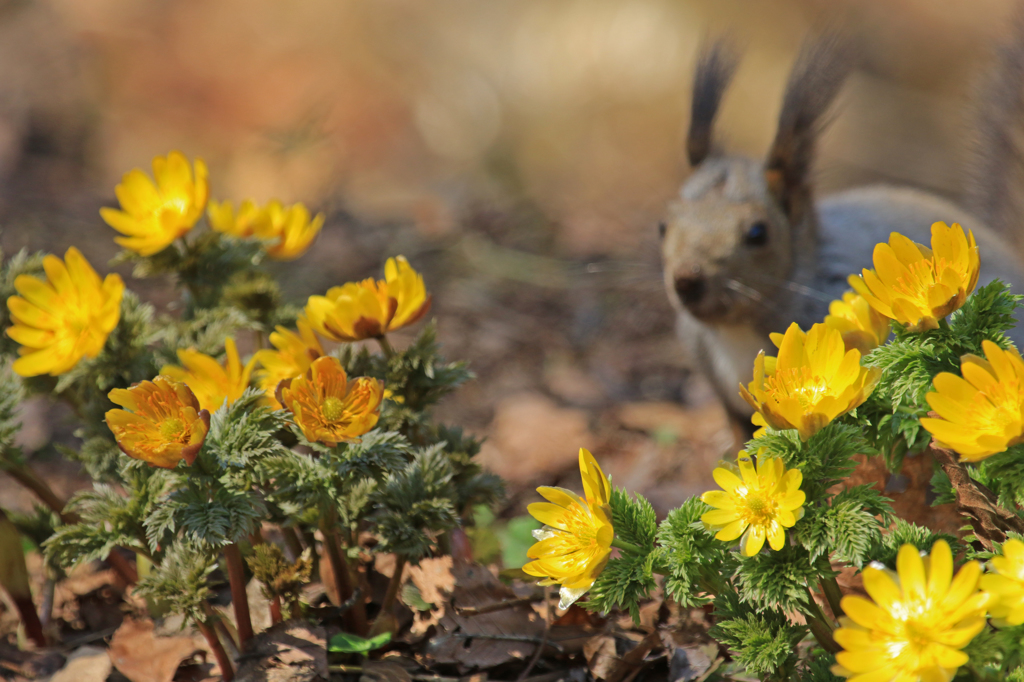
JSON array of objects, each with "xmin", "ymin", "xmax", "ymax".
[{"xmin": 967, "ymin": 11, "xmax": 1024, "ymax": 252}]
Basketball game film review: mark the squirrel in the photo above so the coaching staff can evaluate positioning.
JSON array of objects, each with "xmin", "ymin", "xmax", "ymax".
[{"xmin": 659, "ymin": 34, "xmax": 1024, "ymax": 430}]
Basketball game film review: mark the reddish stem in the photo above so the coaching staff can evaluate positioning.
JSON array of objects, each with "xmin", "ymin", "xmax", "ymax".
[
  {"xmin": 270, "ymin": 596, "xmax": 283, "ymax": 624},
  {"xmin": 224, "ymin": 544, "xmax": 254, "ymax": 648},
  {"xmin": 320, "ymin": 520, "xmax": 367, "ymax": 634},
  {"xmin": 197, "ymin": 619, "xmax": 235, "ymax": 682}
]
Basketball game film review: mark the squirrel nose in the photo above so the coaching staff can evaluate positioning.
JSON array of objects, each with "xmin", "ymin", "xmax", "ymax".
[{"xmin": 674, "ymin": 274, "xmax": 706, "ymax": 306}]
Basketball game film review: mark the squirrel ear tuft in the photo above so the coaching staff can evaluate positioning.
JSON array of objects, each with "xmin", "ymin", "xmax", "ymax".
[
  {"xmin": 765, "ymin": 32, "xmax": 857, "ymax": 219},
  {"xmin": 687, "ymin": 41, "xmax": 739, "ymax": 167}
]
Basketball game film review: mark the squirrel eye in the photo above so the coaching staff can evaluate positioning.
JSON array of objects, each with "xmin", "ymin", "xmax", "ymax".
[{"xmin": 745, "ymin": 221, "xmax": 768, "ymax": 247}]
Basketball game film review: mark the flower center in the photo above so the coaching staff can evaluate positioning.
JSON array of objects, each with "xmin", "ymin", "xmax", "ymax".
[
  {"xmin": 969, "ymin": 383, "xmax": 1023, "ymax": 435},
  {"xmin": 738, "ymin": 490, "xmax": 777, "ymax": 525},
  {"xmin": 770, "ymin": 367, "xmax": 831, "ymax": 408},
  {"xmin": 159, "ymin": 418, "xmax": 186, "ymax": 442},
  {"xmin": 322, "ymin": 396, "xmax": 345, "ymax": 422}
]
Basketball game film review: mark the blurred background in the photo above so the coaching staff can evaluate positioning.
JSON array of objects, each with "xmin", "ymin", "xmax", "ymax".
[{"xmin": 0, "ymin": 0, "xmax": 1018, "ymax": 524}]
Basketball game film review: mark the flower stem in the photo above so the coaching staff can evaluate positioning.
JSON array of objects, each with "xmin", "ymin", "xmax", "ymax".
[
  {"xmin": 804, "ymin": 589, "xmax": 841, "ymax": 653},
  {"xmin": 378, "ymin": 555, "xmax": 406, "ymax": 620},
  {"xmin": 224, "ymin": 543, "xmax": 254, "ymax": 648},
  {"xmin": 611, "ymin": 537, "xmax": 645, "ymax": 555},
  {"xmin": 319, "ymin": 517, "xmax": 368, "ymax": 634},
  {"xmin": 938, "ymin": 317, "xmax": 951, "ymax": 331},
  {"xmin": 820, "ymin": 575, "xmax": 845, "ymax": 620},
  {"xmin": 270, "ymin": 596, "xmax": 283, "ymax": 624},
  {"xmin": 197, "ymin": 618, "xmax": 235, "ymax": 682},
  {"xmin": 376, "ymin": 335, "xmax": 397, "ymax": 359}
]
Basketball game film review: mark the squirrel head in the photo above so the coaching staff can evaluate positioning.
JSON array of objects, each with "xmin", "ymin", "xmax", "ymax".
[{"xmin": 661, "ymin": 36, "xmax": 854, "ymax": 328}]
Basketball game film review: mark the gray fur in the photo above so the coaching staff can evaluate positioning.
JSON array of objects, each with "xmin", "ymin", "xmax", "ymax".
[{"xmin": 662, "ymin": 36, "xmax": 1024, "ymax": 429}]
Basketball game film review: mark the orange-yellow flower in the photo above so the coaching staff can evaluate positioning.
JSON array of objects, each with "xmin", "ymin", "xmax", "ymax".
[
  {"xmin": 100, "ymin": 151, "xmax": 209, "ymax": 256},
  {"xmin": 208, "ymin": 199, "xmax": 323, "ymax": 261},
  {"xmin": 6, "ymin": 247, "xmax": 124, "ymax": 377},
  {"xmin": 278, "ymin": 356, "xmax": 383, "ymax": 445},
  {"xmin": 105, "ymin": 377, "xmax": 210, "ymax": 468},
  {"xmin": 207, "ymin": 199, "xmax": 265, "ymax": 238},
  {"xmin": 700, "ymin": 453, "xmax": 805, "ymax": 556},
  {"xmin": 824, "ymin": 290, "xmax": 890, "ymax": 355},
  {"xmin": 833, "ymin": 540, "xmax": 989, "ymax": 682},
  {"xmin": 849, "ymin": 222, "xmax": 980, "ymax": 332},
  {"xmin": 523, "ymin": 449, "xmax": 613, "ymax": 609},
  {"xmin": 305, "ymin": 256, "xmax": 431, "ymax": 342},
  {"xmin": 980, "ymin": 538, "xmax": 1024, "ymax": 627},
  {"xmin": 740, "ymin": 322, "xmax": 880, "ymax": 440},
  {"xmin": 920, "ymin": 340, "xmax": 1024, "ymax": 462},
  {"xmin": 160, "ymin": 338, "xmax": 256, "ymax": 413},
  {"xmin": 253, "ymin": 318, "xmax": 324, "ymax": 409}
]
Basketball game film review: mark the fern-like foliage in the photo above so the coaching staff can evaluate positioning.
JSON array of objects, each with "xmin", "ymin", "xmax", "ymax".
[
  {"xmin": 46, "ymin": 462, "xmax": 172, "ymax": 568},
  {"xmin": 796, "ymin": 485, "xmax": 892, "ymax": 566},
  {"xmin": 866, "ymin": 519, "xmax": 958, "ymax": 569},
  {"xmin": 736, "ymin": 544, "xmax": 827, "ymax": 614},
  {"xmin": 585, "ymin": 551, "xmax": 656, "ymax": 624},
  {"xmin": 710, "ymin": 590, "xmax": 805, "ymax": 681},
  {"xmin": 134, "ymin": 541, "xmax": 218, "ymax": 624},
  {"xmin": 655, "ymin": 497, "xmax": 729, "ymax": 607},
  {"xmin": 371, "ymin": 445, "xmax": 459, "ymax": 560}
]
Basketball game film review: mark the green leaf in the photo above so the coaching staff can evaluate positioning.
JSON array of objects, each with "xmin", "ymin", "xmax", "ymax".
[
  {"xmin": 400, "ymin": 583, "xmax": 433, "ymax": 611},
  {"xmin": 328, "ymin": 631, "xmax": 392, "ymax": 653},
  {"xmin": 497, "ymin": 515, "xmax": 540, "ymax": 568}
]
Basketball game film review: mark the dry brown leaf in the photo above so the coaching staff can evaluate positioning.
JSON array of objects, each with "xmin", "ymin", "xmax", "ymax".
[
  {"xmin": 477, "ymin": 394, "xmax": 594, "ymax": 484},
  {"xmin": 359, "ymin": 660, "xmax": 413, "ymax": 682},
  {"xmin": 408, "ymin": 556, "xmax": 455, "ymax": 607},
  {"xmin": 584, "ymin": 635, "xmax": 619, "ymax": 682},
  {"xmin": 234, "ymin": 621, "xmax": 328, "ymax": 682},
  {"xmin": 428, "ymin": 562, "xmax": 544, "ymax": 671},
  {"xmin": 108, "ymin": 618, "xmax": 202, "ymax": 682},
  {"xmin": 51, "ymin": 646, "xmax": 111, "ymax": 682}
]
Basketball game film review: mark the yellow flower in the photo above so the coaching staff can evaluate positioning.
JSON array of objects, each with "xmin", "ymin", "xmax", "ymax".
[
  {"xmin": 739, "ymin": 322, "xmax": 881, "ymax": 440},
  {"xmin": 849, "ymin": 222, "xmax": 980, "ymax": 332},
  {"xmin": 832, "ymin": 540, "xmax": 990, "ymax": 682},
  {"xmin": 279, "ymin": 355, "xmax": 384, "ymax": 445},
  {"xmin": 160, "ymin": 338, "xmax": 256, "ymax": 413},
  {"xmin": 751, "ymin": 412, "xmax": 768, "ymax": 438},
  {"xmin": 981, "ymin": 538, "xmax": 1024, "ymax": 627},
  {"xmin": 105, "ymin": 377, "xmax": 211, "ymax": 468},
  {"xmin": 523, "ymin": 448, "xmax": 613, "ymax": 609},
  {"xmin": 700, "ymin": 453, "xmax": 805, "ymax": 556},
  {"xmin": 100, "ymin": 151, "xmax": 209, "ymax": 257},
  {"xmin": 207, "ymin": 199, "xmax": 265, "ymax": 238},
  {"xmin": 305, "ymin": 256, "xmax": 431, "ymax": 342},
  {"xmin": 6, "ymin": 247, "xmax": 124, "ymax": 377},
  {"xmin": 824, "ymin": 290, "xmax": 891, "ymax": 355},
  {"xmin": 208, "ymin": 199, "xmax": 324, "ymax": 261},
  {"xmin": 253, "ymin": 318, "xmax": 324, "ymax": 409},
  {"xmin": 920, "ymin": 340, "xmax": 1024, "ymax": 462}
]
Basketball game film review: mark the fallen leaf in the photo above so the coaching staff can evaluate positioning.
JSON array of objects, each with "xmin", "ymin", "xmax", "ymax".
[
  {"xmin": 584, "ymin": 635, "xmax": 619, "ymax": 682},
  {"xmin": 477, "ymin": 394, "xmax": 594, "ymax": 484},
  {"xmin": 235, "ymin": 621, "xmax": 328, "ymax": 682},
  {"xmin": 108, "ymin": 618, "xmax": 202, "ymax": 682},
  {"xmin": 359, "ymin": 660, "xmax": 412, "ymax": 682},
  {"xmin": 427, "ymin": 562, "xmax": 544, "ymax": 671},
  {"xmin": 51, "ymin": 646, "xmax": 111, "ymax": 682},
  {"xmin": 407, "ymin": 556, "xmax": 455, "ymax": 607}
]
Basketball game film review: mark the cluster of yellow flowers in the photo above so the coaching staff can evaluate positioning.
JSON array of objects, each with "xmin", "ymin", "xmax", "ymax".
[
  {"xmin": 99, "ymin": 151, "xmax": 321, "ymax": 260},
  {"xmin": 3, "ymin": 151, "xmax": 433, "ymax": 470},
  {"xmin": 522, "ymin": 221, "xmax": 1024, "ymax": 681}
]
